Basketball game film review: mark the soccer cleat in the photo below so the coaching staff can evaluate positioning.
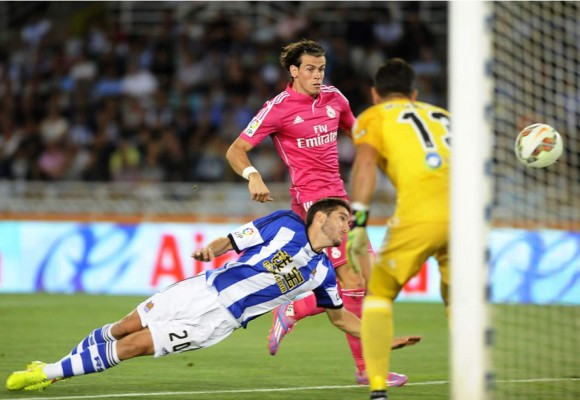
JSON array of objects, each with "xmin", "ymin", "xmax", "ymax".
[
  {"xmin": 267, "ymin": 302, "xmax": 297, "ymax": 355},
  {"xmin": 24, "ymin": 377, "xmax": 67, "ymax": 391},
  {"xmin": 23, "ymin": 361, "xmax": 68, "ymax": 391},
  {"xmin": 355, "ymin": 370, "xmax": 408, "ymax": 387},
  {"xmin": 23, "ymin": 361, "xmax": 51, "ymax": 391},
  {"xmin": 6, "ymin": 363, "xmax": 48, "ymax": 391},
  {"xmin": 387, "ymin": 372, "xmax": 408, "ymax": 387}
]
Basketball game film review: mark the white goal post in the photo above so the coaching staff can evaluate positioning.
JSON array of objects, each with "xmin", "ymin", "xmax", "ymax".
[{"xmin": 449, "ymin": 2, "xmax": 493, "ymax": 400}]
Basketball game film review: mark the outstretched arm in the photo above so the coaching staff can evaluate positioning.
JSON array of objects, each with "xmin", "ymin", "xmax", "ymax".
[
  {"xmin": 226, "ymin": 137, "xmax": 273, "ymax": 203},
  {"xmin": 325, "ymin": 307, "xmax": 361, "ymax": 337},
  {"xmin": 192, "ymin": 236, "xmax": 233, "ymax": 262},
  {"xmin": 325, "ymin": 308, "xmax": 421, "ymax": 349},
  {"xmin": 390, "ymin": 335, "xmax": 422, "ymax": 350}
]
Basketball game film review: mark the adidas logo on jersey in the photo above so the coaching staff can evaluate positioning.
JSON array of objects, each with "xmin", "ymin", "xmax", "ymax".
[{"xmin": 293, "ymin": 116, "xmax": 304, "ymax": 124}]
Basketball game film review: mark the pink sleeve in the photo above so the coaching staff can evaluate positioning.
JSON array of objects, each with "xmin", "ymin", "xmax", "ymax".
[
  {"xmin": 239, "ymin": 101, "xmax": 281, "ymax": 147},
  {"xmin": 338, "ymin": 93, "xmax": 356, "ymax": 133}
]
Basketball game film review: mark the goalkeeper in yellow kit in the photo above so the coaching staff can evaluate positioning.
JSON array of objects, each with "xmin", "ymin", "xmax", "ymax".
[{"xmin": 347, "ymin": 58, "xmax": 450, "ymax": 400}]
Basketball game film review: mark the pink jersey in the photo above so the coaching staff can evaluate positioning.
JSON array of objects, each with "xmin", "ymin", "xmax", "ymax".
[{"xmin": 239, "ymin": 83, "xmax": 356, "ymax": 204}]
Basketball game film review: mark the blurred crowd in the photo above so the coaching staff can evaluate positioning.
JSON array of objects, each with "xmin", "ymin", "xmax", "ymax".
[{"xmin": 0, "ymin": 2, "xmax": 447, "ymax": 184}]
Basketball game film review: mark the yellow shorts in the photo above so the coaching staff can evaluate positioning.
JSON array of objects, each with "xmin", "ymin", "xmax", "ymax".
[{"xmin": 368, "ymin": 220, "xmax": 449, "ymax": 301}]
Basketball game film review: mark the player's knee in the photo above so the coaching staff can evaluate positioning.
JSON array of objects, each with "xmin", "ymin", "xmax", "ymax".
[
  {"xmin": 117, "ymin": 343, "xmax": 148, "ymax": 360},
  {"xmin": 367, "ymin": 272, "xmax": 401, "ymax": 301},
  {"xmin": 366, "ymin": 288, "xmax": 397, "ymax": 302},
  {"xmin": 111, "ymin": 321, "xmax": 133, "ymax": 340},
  {"xmin": 117, "ymin": 335, "xmax": 154, "ymax": 360},
  {"xmin": 111, "ymin": 310, "xmax": 144, "ymax": 339},
  {"xmin": 336, "ymin": 265, "xmax": 365, "ymax": 289}
]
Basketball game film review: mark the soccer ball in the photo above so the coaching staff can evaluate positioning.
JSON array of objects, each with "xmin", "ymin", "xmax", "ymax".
[{"xmin": 514, "ymin": 123, "xmax": 563, "ymax": 168}]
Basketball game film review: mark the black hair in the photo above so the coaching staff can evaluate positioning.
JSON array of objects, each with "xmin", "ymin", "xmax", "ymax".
[
  {"xmin": 305, "ymin": 198, "xmax": 350, "ymax": 228},
  {"xmin": 374, "ymin": 58, "xmax": 415, "ymax": 97}
]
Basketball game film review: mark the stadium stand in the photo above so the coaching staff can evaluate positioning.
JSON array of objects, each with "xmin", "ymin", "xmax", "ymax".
[{"xmin": 0, "ymin": 1, "xmax": 447, "ymax": 217}]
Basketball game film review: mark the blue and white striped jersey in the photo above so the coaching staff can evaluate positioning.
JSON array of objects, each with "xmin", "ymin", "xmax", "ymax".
[{"xmin": 205, "ymin": 210, "xmax": 342, "ymax": 328}]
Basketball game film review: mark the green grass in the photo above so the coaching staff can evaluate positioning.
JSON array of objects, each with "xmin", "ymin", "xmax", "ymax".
[
  {"xmin": 0, "ymin": 294, "xmax": 450, "ymax": 400},
  {"xmin": 492, "ymin": 304, "xmax": 580, "ymax": 400},
  {"xmin": 2, "ymin": 295, "xmax": 580, "ymax": 399}
]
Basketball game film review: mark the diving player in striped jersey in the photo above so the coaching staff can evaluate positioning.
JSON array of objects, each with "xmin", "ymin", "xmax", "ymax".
[{"xmin": 6, "ymin": 198, "xmax": 421, "ymax": 392}]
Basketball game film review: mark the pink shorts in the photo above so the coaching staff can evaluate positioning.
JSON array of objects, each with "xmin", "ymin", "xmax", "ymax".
[{"xmin": 291, "ymin": 198, "xmax": 373, "ymax": 269}]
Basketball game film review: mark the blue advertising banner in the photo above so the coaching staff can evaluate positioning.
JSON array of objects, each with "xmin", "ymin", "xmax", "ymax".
[
  {"xmin": 0, "ymin": 221, "xmax": 578, "ymax": 304},
  {"xmin": 488, "ymin": 229, "xmax": 580, "ymax": 304}
]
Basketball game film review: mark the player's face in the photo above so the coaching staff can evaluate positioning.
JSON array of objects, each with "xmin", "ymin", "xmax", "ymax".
[
  {"xmin": 321, "ymin": 207, "xmax": 350, "ymax": 247},
  {"xmin": 291, "ymin": 55, "xmax": 326, "ymax": 98}
]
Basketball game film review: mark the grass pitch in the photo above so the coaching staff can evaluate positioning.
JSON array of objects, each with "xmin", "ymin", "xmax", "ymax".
[
  {"xmin": 3, "ymin": 294, "xmax": 579, "ymax": 399},
  {"xmin": 0, "ymin": 294, "xmax": 449, "ymax": 400}
]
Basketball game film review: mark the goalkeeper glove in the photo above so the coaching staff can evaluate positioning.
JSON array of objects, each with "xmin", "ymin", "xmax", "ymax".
[{"xmin": 346, "ymin": 203, "xmax": 369, "ymax": 273}]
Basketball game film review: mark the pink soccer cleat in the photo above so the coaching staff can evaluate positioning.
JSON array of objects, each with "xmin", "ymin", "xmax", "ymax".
[
  {"xmin": 356, "ymin": 370, "xmax": 408, "ymax": 387},
  {"xmin": 387, "ymin": 372, "xmax": 408, "ymax": 387},
  {"xmin": 267, "ymin": 302, "xmax": 297, "ymax": 355}
]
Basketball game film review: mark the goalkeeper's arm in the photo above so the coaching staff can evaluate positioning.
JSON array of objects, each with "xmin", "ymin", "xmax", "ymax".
[
  {"xmin": 346, "ymin": 143, "xmax": 379, "ymax": 272},
  {"xmin": 349, "ymin": 143, "xmax": 379, "ymax": 208}
]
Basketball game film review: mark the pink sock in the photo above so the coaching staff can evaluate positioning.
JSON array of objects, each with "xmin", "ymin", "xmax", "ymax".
[
  {"xmin": 342, "ymin": 288, "xmax": 366, "ymax": 373},
  {"xmin": 291, "ymin": 293, "xmax": 325, "ymax": 320}
]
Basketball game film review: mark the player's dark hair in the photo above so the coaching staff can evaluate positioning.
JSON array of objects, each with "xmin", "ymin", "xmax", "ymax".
[
  {"xmin": 305, "ymin": 198, "xmax": 351, "ymax": 228},
  {"xmin": 279, "ymin": 39, "xmax": 325, "ymax": 72},
  {"xmin": 374, "ymin": 58, "xmax": 415, "ymax": 97}
]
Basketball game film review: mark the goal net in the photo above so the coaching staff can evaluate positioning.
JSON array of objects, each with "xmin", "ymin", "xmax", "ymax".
[
  {"xmin": 489, "ymin": 2, "xmax": 580, "ymax": 399},
  {"xmin": 451, "ymin": 2, "xmax": 580, "ymax": 399}
]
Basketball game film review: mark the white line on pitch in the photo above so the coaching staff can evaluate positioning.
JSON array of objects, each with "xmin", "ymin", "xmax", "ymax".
[{"xmin": 2, "ymin": 378, "xmax": 579, "ymax": 400}]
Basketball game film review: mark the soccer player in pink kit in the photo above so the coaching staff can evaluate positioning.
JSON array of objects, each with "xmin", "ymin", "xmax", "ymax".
[{"xmin": 226, "ymin": 39, "xmax": 408, "ymax": 387}]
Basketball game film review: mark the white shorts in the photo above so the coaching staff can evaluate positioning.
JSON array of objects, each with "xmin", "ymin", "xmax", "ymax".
[{"xmin": 136, "ymin": 274, "xmax": 241, "ymax": 358}]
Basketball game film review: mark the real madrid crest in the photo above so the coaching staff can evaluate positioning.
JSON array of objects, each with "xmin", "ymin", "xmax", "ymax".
[{"xmin": 326, "ymin": 105, "xmax": 336, "ymax": 118}]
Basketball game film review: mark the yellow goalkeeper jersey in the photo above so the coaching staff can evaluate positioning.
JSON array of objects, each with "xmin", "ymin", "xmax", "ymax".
[{"xmin": 352, "ymin": 98, "xmax": 450, "ymax": 223}]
